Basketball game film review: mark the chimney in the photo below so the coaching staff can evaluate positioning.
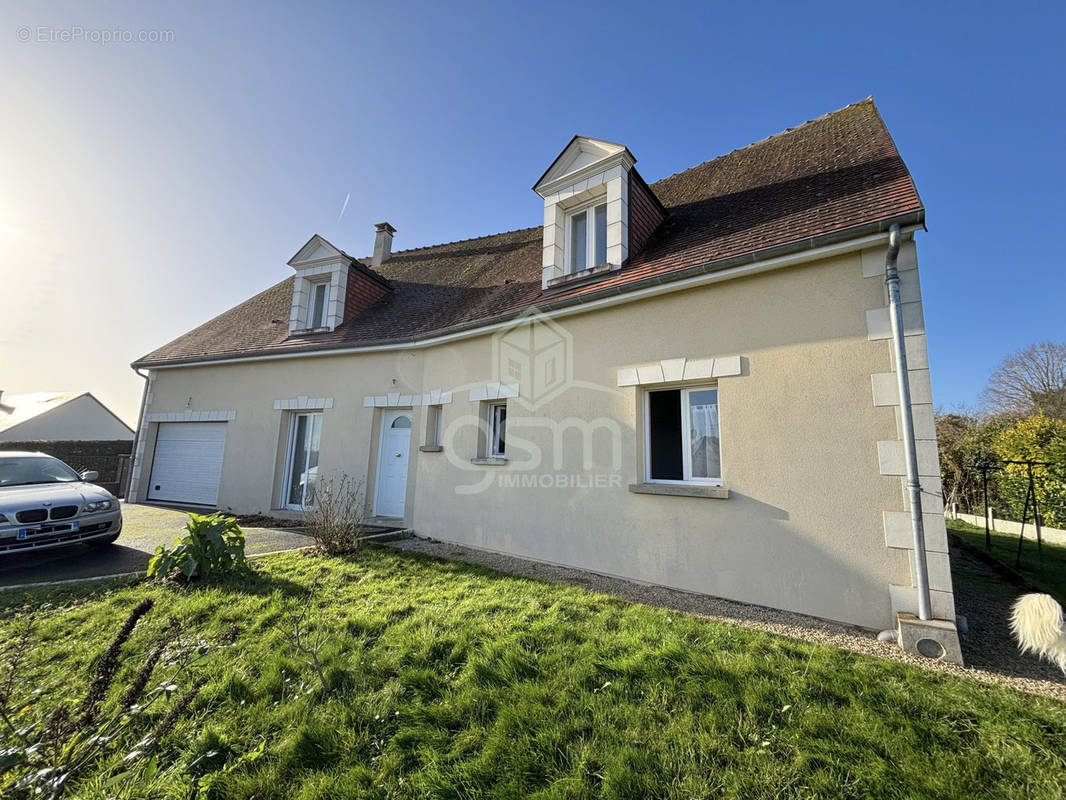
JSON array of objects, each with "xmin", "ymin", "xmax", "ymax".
[{"xmin": 372, "ymin": 222, "xmax": 396, "ymax": 267}]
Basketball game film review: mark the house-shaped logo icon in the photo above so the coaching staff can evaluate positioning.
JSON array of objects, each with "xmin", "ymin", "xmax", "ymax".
[{"xmin": 492, "ymin": 309, "xmax": 573, "ymax": 410}]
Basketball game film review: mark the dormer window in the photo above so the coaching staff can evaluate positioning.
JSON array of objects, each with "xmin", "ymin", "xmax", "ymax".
[
  {"xmin": 534, "ymin": 137, "xmax": 636, "ymax": 290},
  {"xmin": 567, "ymin": 201, "xmax": 608, "ymax": 273},
  {"xmin": 285, "ymin": 233, "xmax": 392, "ymax": 336},
  {"xmin": 306, "ymin": 281, "xmax": 329, "ymax": 329},
  {"xmin": 534, "ymin": 137, "xmax": 665, "ymax": 291}
]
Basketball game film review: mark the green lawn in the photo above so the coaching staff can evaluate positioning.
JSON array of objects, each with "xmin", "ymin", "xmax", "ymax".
[
  {"xmin": 2, "ymin": 548, "xmax": 1065, "ymax": 799},
  {"xmin": 947, "ymin": 518, "xmax": 1066, "ymax": 605}
]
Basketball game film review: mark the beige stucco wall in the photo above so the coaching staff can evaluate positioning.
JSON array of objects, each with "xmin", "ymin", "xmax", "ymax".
[{"xmin": 136, "ymin": 243, "xmax": 942, "ymax": 630}]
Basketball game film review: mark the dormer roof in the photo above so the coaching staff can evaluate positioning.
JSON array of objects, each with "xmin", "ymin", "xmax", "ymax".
[
  {"xmin": 533, "ymin": 136, "xmax": 637, "ymax": 195},
  {"xmin": 287, "ymin": 234, "xmax": 352, "ymax": 268},
  {"xmin": 286, "ymin": 234, "xmax": 392, "ymax": 289}
]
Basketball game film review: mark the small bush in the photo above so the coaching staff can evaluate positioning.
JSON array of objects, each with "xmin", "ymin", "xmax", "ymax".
[
  {"xmin": 304, "ymin": 473, "xmax": 368, "ymax": 555},
  {"xmin": 147, "ymin": 513, "xmax": 248, "ymax": 581}
]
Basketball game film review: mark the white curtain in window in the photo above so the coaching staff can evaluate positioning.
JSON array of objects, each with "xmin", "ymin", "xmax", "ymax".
[{"xmin": 688, "ymin": 389, "xmax": 720, "ymax": 480}]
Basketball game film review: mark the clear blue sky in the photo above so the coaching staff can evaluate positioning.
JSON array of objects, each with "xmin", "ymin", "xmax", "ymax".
[{"xmin": 2, "ymin": 1, "xmax": 1063, "ymax": 423}]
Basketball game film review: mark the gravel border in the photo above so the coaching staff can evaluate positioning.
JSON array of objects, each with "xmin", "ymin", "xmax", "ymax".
[{"xmin": 388, "ymin": 536, "xmax": 1066, "ymax": 702}]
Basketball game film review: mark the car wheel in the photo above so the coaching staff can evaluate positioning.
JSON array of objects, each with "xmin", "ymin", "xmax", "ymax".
[{"xmin": 88, "ymin": 533, "xmax": 120, "ymax": 546}]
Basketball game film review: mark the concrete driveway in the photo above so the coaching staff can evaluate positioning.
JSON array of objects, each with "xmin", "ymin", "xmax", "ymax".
[{"xmin": 0, "ymin": 503, "xmax": 314, "ymax": 589}]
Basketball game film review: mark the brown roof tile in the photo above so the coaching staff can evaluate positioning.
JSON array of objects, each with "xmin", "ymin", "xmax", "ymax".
[{"xmin": 134, "ymin": 99, "xmax": 922, "ymax": 367}]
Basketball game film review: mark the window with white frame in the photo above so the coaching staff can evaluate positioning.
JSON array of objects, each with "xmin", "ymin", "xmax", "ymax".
[
  {"xmin": 305, "ymin": 281, "xmax": 330, "ymax": 329},
  {"xmin": 644, "ymin": 387, "xmax": 721, "ymax": 485},
  {"xmin": 424, "ymin": 404, "xmax": 443, "ymax": 448},
  {"xmin": 566, "ymin": 200, "xmax": 608, "ymax": 273},
  {"xmin": 283, "ymin": 412, "xmax": 322, "ymax": 508},
  {"xmin": 487, "ymin": 401, "xmax": 507, "ymax": 457}
]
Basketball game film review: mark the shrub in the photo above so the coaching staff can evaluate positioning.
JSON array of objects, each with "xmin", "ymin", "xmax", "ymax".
[
  {"xmin": 938, "ymin": 411, "xmax": 1066, "ymax": 525},
  {"xmin": 937, "ymin": 412, "xmax": 1009, "ymax": 510},
  {"xmin": 147, "ymin": 513, "xmax": 248, "ymax": 581},
  {"xmin": 993, "ymin": 413, "xmax": 1066, "ymax": 526},
  {"xmin": 304, "ymin": 472, "xmax": 368, "ymax": 555}
]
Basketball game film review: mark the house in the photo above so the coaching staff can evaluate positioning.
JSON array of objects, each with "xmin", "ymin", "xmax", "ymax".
[
  {"xmin": 129, "ymin": 99, "xmax": 959, "ymax": 653},
  {"xmin": 0, "ymin": 391, "xmax": 133, "ymax": 443},
  {"xmin": 0, "ymin": 391, "xmax": 135, "ymax": 495}
]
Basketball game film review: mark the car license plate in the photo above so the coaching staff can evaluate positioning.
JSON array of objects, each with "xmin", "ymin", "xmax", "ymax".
[{"xmin": 16, "ymin": 521, "xmax": 78, "ymax": 539}]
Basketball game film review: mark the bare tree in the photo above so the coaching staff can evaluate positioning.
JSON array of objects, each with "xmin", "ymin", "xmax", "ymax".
[
  {"xmin": 304, "ymin": 472, "xmax": 369, "ymax": 554},
  {"xmin": 280, "ymin": 573, "xmax": 331, "ymax": 693},
  {"xmin": 982, "ymin": 341, "xmax": 1066, "ymax": 419}
]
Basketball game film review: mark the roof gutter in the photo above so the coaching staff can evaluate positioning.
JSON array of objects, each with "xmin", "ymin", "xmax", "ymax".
[
  {"xmin": 134, "ymin": 211, "xmax": 924, "ymax": 370},
  {"xmin": 884, "ymin": 222, "xmax": 932, "ymax": 621}
]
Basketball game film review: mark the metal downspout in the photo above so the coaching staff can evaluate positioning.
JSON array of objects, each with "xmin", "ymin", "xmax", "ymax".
[
  {"xmin": 885, "ymin": 224, "xmax": 933, "ymax": 620},
  {"xmin": 125, "ymin": 367, "xmax": 150, "ymax": 500}
]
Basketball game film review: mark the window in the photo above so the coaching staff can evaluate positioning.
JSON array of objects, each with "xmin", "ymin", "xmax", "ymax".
[
  {"xmin": 644, "ymin": 387, "xmax": 720, "ymax": 485},
  {"xmin": 284, "ymin": 412, "xmax": 322, "ymax": 508},
  {"xmin": 305, "ymin": 281, "xmax": 329, "ymax": 329},
  {"xmin": 488, "ymin": 401, "xmax": 507, "ymax": 457},
  {"xmin": 0, "ymin": 455, "xmax": 80, "ymax": 486},
  {"xmin": 567, "ymin": 201, "xmax": 608, "ymax": 273},
  {"xmin": 424, "ymin": 405, "xmax": 443, "ymax": 448}
]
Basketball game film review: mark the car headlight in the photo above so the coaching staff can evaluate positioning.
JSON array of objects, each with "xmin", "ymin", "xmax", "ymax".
[
  {"xmin": 83, "ymin": 499, "xmax": 115, "ymax": 513},
  {"xmin": 0, "ymin": 512, "xmax": 9, "ymax": 524}
]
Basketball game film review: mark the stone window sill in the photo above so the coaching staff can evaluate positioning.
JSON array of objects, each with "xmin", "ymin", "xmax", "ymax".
[
  {"xmin": 628, "ymin": 483, "xmax": 730, "ymax": 499},
  {"xmin": 545, "ymin": 262, "xmax": 615, "ymax": 291},
  {"xmin": 419, "ymin": 445, "xmax": 443, "ymax": 453},
  {"xmin": 290, "ymin": 326, "xmax": 331, "ymax": 336},
  {"xmin": 471, "ymin": 456, "xmax": 508, "ymax": 466}
]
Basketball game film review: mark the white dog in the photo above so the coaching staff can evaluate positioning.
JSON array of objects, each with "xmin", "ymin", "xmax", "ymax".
[{"xmin": 1010, "ymin": 593, "xmax": 1066, "ymax": 673}]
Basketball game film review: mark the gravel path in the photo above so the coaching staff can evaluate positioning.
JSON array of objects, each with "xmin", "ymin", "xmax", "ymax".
[{"xmin": 389, "ymin": 536, "xmax": 1066, "ymax": 701}]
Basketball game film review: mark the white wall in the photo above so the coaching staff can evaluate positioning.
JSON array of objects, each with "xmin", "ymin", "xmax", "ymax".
[{"xmin": 949, "ymin": 510, "xmax": 1066, "ymax": 546}]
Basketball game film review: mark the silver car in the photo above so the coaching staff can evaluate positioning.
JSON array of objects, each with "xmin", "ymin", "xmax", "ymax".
[{"xmin": 0, "ymin": 451, "xmax": 122, "ymax": 554}]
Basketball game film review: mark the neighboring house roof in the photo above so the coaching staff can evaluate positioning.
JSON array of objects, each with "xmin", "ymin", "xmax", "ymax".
[
  {"xmin": 134, "ymin": 98, "xmax": 922, "ymax": 368},
  {"xmin": 0, "ymin": 392, "xmax": 135, "ymax": 441},
  {"xmin": 0, "ymin": 392, "xmax": 80, "ymax": 434}
]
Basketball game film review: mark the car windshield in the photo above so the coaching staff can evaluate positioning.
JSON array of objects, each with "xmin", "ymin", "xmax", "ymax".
[{"xmin": 0, "ymin": 456, "xmax": 81, "ymax": 487}]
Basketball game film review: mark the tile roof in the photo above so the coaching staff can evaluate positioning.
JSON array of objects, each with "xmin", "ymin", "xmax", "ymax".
[{"xmin": 134, "ymin": 98, "xmax": 922, "ymax": 368}]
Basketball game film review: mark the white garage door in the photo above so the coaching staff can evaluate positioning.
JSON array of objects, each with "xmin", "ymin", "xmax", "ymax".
[{"xmin": 147, "ymin": 422, "xmax": 227, "ymax": 506}]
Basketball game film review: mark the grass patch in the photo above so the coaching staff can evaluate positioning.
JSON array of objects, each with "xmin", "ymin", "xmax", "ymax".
[
  {"xmin": 947, "ymin": 518, "xmax": 1066, "ymax": 605},
  {"xmin": 2, "ymin": 547, "xmax": 1064, "ymax": 798}
]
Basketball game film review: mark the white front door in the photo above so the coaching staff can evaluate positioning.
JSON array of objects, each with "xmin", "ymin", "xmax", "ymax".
[{"xmin": 373, "ymin": 410, "xmax": 412, "ymax": 518}]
